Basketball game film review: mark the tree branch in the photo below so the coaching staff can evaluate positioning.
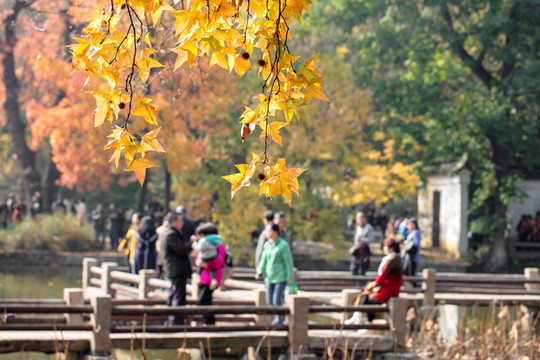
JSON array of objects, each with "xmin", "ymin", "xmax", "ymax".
[
  {"xmin": 501, "ymin": 3, "xmax": 521, "ymax": 79},
  {"xmin": 441, "ymin": 6, "xmax": 493, "ymax": 91}
]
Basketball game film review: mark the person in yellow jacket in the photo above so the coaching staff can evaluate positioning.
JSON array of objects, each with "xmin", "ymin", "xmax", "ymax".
[{"xmin": 118, "ymin": 212, "xmax": 142, "ymax": 273}]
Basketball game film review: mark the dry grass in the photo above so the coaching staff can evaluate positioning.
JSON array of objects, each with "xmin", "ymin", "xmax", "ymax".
[{"xmin": 407, "ymin": 302, "xmax": 540, "ymax": 360}]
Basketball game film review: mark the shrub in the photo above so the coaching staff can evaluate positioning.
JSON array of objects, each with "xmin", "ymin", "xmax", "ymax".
[{"xmin": 0, "ymin": 213, "xmax": 96, "ymax": 252}]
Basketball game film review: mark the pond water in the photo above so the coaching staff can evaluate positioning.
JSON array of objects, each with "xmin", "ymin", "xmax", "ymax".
[{"xmin": 0, "ymin": 266, "xmax": 82, "ymax": 299}]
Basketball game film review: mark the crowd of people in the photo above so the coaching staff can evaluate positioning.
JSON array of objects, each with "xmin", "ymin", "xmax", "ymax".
[
  {"xmin": 1, "ymin": 189, "xmax": 418, "ymax": 328},
  {"xmin": 111, "ymin": 205, "xmax": 232, "ymax": 326},
  {"xmin": 516, "ymin": 212, "xmax": 540, "ymax": 243},
  {"xmin": 349, "ymin": 211, "xmax": 422, "ymax": 279},
  {"xmin": 0, "ymin": 191, "xmax": 46, "ymax": 227},
  {"xmin": 115, "ymin": 206, "xmax": 296, "ymax": 327}
]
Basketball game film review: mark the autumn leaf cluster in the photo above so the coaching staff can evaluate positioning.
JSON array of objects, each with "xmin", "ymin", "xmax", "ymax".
[{"xmin": 71, "ymin": 0, "xmax": 327, "ymax": 203}]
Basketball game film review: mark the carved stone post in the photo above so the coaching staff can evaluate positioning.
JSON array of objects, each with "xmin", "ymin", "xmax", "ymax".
[
  {"xmin": 422, "ymin": 268, "xmax": 436, "ymax": 306},
  {"xmin": 100, "ymin": 262, "xmax": 118, "ymax": 297},
  {"xmin": 63, "ymin": 288, "xmax": 83, "ymax": 325},
  {"xmin": 90, "ymin": 295, "xmax": 112, "ymax": 356},
  {"xmin": 139, "ymin": 269, "xmax": 156, "ymax": 299},
  {"xmin": 287, "ymin": 295, "xmax": 310, "ymax": 351},
  {"xmin": 254, "ymin": 288, "xmax": 270, "ymax": 325},
  {"xmin": 82, "ymin": 258, "xmax": 97, "ymax": 294},
  {"xmin": 341, "ymin": 289, "xmax": 362, "ymax": 323},
  {"xmin": 388, "ymin": 297, "xmax": 407, "ymax": 348},
  {"xmin": 524, "ymin": 268, "xmax": 540, "ymax": 292}
]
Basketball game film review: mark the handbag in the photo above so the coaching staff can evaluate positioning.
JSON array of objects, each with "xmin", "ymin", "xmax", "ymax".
[
  {"xmin": 405, "ymin": 239, "xmax": 418, "ymax": 258},
  {"xmin": 285, "ymin": 282, "xmax": 298, "ymax": 296}
]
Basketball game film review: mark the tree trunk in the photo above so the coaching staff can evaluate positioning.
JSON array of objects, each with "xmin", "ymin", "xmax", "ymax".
[
  {"xmin": 483, "ymin": 140, "xmax": 510, "ymax": 271},
  {"xmin": 42, "ymin": 158, "xmax": 61, "ymax": 212},
  {"xmin": 136, "ymin": 170, "xmax": 149, "ymax": 213},
  {"xmin": 163, "ymin": 162, "xmax": 171, "ymax": 213},
  {"xmin": 1, "ymin": 3, "xmax": 42, "ymax": 198}
]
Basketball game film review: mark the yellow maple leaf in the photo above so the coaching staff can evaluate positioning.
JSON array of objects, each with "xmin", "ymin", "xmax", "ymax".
[
  {"xmin": 259, "ymin": 121, "xmax": 288, "ymax": 146},
  {"xmin": 222, "ymin": 164, "xmax": 252, "ymax": 199},
  {"xmin": 214, "ymin": 0, "xmax": 238, "ymax": 16},
  {"xmin": 151, "ymin": 1, "xmax": 175, "ymax": 25},
  {"xmin": 260, "ymin": 159, "xmax": 306, "ymax": 204},
  {"xmin": 234, "ymin": 54, "xmax": 251, "ymax": 77},
  {"xmin": 90, "ymin": 91, "xmax": 113, "ymax": 127},
  {"xmin": 132, "ymin": 98, "xmax": 158, "ymax": 125},
  {"xmin": 170, "ymin": 47, "xmax": 189, "ymax": 70},
  {"xmin": 210, "ymin": 50, "xmax": 229, "ymax": 70},
  {"xmin": 222, "ymin": 153, "xmax": 260, "ymax": 199},
  {"xmin": 141, "ymin": 127, "xmax": 166, "ymax": 153},
  {"xmin": 299, "ymin": 54, "xmax": 322, "ymax": 78},
  {"xmin": 304, "ymin": 77, "xmax": 329, "ymax": 102},
  {"xmin": 135, "ymin": 48, "xmax": 163, "ymax": 83},
  {"xmin": 172, "ymin": 10, "xmax": 193, "ymax": 35},
  {"xmin": 282, "ymin": 0, "xmax": 305, "ymax": 20},
  {"xmin": 109, "ymin": 149, "xmax": 122, "ymax": 168},
  {"xmin": 126, "ymin": 157, "xmax": 156, "ymax": 185}
]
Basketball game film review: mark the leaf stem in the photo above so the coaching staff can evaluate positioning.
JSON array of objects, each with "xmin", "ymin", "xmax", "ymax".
[{"xmin": 123, "ymin": 0, "xmax": 139, "ymax": 130}]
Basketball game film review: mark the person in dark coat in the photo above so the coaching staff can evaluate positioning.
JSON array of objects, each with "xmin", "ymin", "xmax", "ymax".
[
  {"xmin": 162, "ymin": 211, "xmax": 193, "ymax": 326},
  {"xmin": 133, "ymin": 216, "xmax": 158, "ymax": 275},
  {"xmin": 108, "ymin": 203, "xmax": 124, "ymax": 251},
  {"xmin": 176, "ymin": 205, "xmax": 196, "ymax": 243}
]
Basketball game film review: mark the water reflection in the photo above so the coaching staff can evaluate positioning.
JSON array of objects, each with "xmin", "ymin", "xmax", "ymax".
[{"xmin": 0, "ymin": 266, "xmax": 81, "ymax": 299}]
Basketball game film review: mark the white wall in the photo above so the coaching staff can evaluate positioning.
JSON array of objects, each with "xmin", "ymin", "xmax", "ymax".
[{"xmin": 418, "ymin": 170, "xmax": 471, "ymax": 257}]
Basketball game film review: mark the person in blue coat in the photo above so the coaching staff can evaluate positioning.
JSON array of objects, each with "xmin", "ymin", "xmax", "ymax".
[
  {"xmin": 133, "ymin": 216, "xmax": 158, "ymax": 274},
  {"xmin": 402, "ymin": 218, "xmax": 421, "ymax": 279}
]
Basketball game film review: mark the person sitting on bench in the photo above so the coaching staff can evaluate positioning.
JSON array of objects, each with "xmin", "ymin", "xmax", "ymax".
[{"xmin": 345, "ymin": 237, "xmax": 403, "ymax": 324}]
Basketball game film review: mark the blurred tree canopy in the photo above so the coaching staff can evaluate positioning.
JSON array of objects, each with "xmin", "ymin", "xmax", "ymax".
[{"xmin": 305, "ymin": 0, "xmax": 540, "ymax": 268}]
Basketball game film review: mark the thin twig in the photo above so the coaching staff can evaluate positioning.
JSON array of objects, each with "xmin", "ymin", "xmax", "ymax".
[{"xmin": 99, "ymin": 0, "xmax": 116, "ymax": 45}]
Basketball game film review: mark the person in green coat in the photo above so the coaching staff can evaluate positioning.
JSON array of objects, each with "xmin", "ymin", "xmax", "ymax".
[{"xmin": 255, "ymin": 222, "xmax": 294, "ymax": 325}]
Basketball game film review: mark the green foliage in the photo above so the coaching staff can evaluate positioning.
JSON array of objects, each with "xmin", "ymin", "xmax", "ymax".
[
  {"xmin": 0, "ymin": 213, "xmax": 95, "ymax": 252},
  {"xmin": 303, "ymin": 1, "xmax": 540, "ymax": 265},
  {"xmin": 468, "ymin": 243, "xmax": 490, "ymax": 264}
]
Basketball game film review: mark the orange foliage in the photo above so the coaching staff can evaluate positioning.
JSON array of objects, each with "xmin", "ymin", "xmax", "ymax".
[{"xmin": 3, "ymin": 0, "xmax": 235, "ymax": 191}]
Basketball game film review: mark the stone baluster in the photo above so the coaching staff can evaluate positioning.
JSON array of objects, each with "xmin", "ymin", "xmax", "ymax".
[
  {"xmin": 286, "ymin": 295, "xmax": 310, "ymax": 351},
  {"xmin": 139, "ymin": 269, "xmax": 156, "ymax": 299},
  {"xmin": 100, "ymin": 262, "xmax": 118, "ymax": 296},
  {"xmin": 422, "ymin": 268, "xmax": 436, "ymax": 306},
  {"xmin": 341, "ymin": 289, "xmax": 362, "ymax": 323},
  {"xmin": 82, "ymin": 257, "xmax": 97, "ymax": 295},
  {"xmin": 524, "ymin": 267, "xmax": 539, "ymax": 292},
  {"xmin": 90, "ymin": 295, "xmax": 112, "ymax": 356},
  {"xmin": 388, "ymin": 297, "xmax": 408, "ymax": 348},
  {"xmin": 254, "ymin": 288, "xmax": 270, "ymax": 325},
  {"xmin": 63, "ymin": 288, "xmax": 84, "ymax": 325}
]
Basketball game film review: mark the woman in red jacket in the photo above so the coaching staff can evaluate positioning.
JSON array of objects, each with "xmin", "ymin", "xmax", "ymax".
[{"xmin": 346, "ymin": 237, "xmax": 403, "ymax": 324}]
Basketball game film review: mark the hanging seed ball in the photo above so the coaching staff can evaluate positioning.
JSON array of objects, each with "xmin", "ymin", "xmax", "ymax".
[
  {"xmin": 257, "ymin": 173, "xmax": 266, "ymax": 181},
  {"xmin": 241, "ymin": 52, "xmax": 250, "ymax": 60},
  {"xmin": 257, "ymin": 59, "xmax": 266, "ymax": 67},
  {"xmin": 119, "ymin": 102, "xmax": 126, "ymax": 109},
  {"xmin": 121, "ymin": 3, "xmax": 126, "ymax": 10}
]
